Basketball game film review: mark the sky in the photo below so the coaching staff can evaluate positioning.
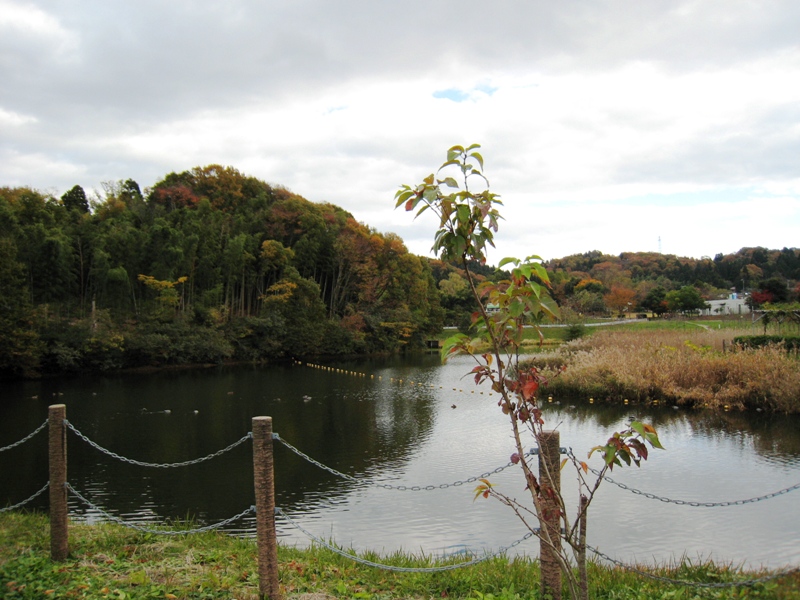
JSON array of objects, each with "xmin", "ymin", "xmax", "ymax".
[{"xmin": 2, "ymin": 1, "xmax": 799, "ymax": 264}]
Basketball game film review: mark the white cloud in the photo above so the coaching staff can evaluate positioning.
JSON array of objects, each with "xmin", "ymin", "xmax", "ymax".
[
  {"xmin": 0, "ymin": 107, "xmax": 37, "ymax": 126},
  {"xmin": 0, "ymin": 0, "xmax": 78, "ymax": 59},
  {"xmin": 1, "ymin": 1, "xmax": 799, "ymax": 261}
]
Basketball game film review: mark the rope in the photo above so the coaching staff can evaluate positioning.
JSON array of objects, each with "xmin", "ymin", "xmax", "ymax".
[
  {"xmin": 0, "ymin": 482, "xmax": 50, "ymax": 513},
  {"xmin": 275, "ymin": 433, "xmax": 521, "ymax": 490},
  {"xmin": 569, "ymin": 448, "xmax": 800, "ymax": 506},
  {"xmin": 66, "ymin": 420, "xmax": 252, "ymax": 468},
  {"xmin": 0, "ymin": 420, "xmax": 48, "ymax": 452},
  {"xmin": 66, "ymin": 483, "xmax": 255, "ymax": 535},
  {"xmin": 588, "ymin": 544, "xmax": 800, "ymax": 588},
  {"xmin": 276, "ymin": 507, "xmax": 536, "ymax": 572}
]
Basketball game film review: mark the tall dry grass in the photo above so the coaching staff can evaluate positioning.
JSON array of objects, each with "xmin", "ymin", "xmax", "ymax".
[{"xmin": 538, "ymin": 329, "xmax": 800, "ymax": 413}]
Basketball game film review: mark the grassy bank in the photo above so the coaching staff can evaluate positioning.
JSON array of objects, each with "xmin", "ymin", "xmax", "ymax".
[
  {"xmin": 533, "ymin": 327, "xmax": 800, "ymax": 413},
  {"xmin": 2, "ymin": 512, "xmax": 799, "ymax": 599}
]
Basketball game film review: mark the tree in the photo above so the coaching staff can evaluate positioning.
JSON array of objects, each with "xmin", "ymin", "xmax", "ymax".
[
  {"xmin": 641, "ymin": 286, "xmax": 668, "ymax": 316},
  {"xmin": 603, "ymin": 285, "xmax": 636, "ymax": 315},
  {"xmin": 396, "ymin": 144, "xmax": 662, "ymax": 600},
  {"xmin": 0, "ymin": 238, "xmax": 42, "ymax": 377},
  {"xmin": 61, "ymin": 185, "xmax": 89, "ymax": 214},
  {"xmin": 665, "ymin": 285, "xmax": 708, "ymax": 314},
  {"xmin": 759, "ymin": 276, "xmax": 789, "ymax": 303}
]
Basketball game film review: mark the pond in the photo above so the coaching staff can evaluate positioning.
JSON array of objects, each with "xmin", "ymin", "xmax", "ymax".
[{"xmin": 2, "ymin": 354, "xmax": 799, "ymax": 570}]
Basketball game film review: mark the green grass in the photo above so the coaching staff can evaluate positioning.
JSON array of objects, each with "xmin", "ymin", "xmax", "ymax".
[{"xmin": 2, "ymin": 512, "xmax": 799, "ymax": 599}]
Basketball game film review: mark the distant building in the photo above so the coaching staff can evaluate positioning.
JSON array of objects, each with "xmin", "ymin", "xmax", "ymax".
[{"xmin": 701, "ymin": 295, "xmax": 751, "ymax": 316}]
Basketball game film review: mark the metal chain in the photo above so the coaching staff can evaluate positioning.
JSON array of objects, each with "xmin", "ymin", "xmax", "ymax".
[
  {"xmin": 0, "ymin": 482, "xmax": 50, "ymax": 513},
  {"xmin": 568, "ymin": 448, "xmax": 800, "ymax": 507},
  {"xmin": 276, "ymin": 507, "xmax": 536, "ymax": 572},
  {"xmin": 275, "ymin": 434, "xmax": 519, "ymax": 490},
  {"xmin": 588, "ymin": 544, "xmax": 800, "ymax": 588},
  {"xmin": 0, "ymin": 420, "xmax": 48, "ymax": 453},
  {"xmin": 66, "ymin": 420, "xmax": 252, "ymax": 468},
  {"xmin": 66, "ymin": 482, "xmax": 255, "ymax": 535}
]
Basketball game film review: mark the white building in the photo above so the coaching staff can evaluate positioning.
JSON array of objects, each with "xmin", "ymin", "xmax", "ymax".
[{"xmin": 701, "ymin": 295, "xmax": 751, "ymax": 316}]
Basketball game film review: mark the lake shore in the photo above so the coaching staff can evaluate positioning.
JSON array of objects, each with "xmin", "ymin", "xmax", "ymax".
[{"xmin": 2, "ymin": 513, "xmax": 798, "ymax": 599}]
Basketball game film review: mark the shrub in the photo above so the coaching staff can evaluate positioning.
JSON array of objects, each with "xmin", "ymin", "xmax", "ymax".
[
  {"xmin": 564, "ymin": 322, "xmax": 588, "ymax": 341},
  {"xmin": 733, "ymin": 335, "xmax": 800, "ymax": 351}
]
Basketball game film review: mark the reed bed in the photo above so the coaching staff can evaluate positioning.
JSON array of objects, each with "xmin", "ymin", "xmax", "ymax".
[{"xmin": 538, "ymin": 329, "xmax": 800, "ymax": 413}]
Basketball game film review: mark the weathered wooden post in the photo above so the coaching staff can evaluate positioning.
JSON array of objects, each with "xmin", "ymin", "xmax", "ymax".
[
  {"xmin": 539, "ymin": 430, "xmax": 562, "ymax": 600},
  {"xmin": 578, "ymin": 494, "xmax": 589, "ymax": 600},
  {"xmin": 48, "ymin": 404, "xmax": 68, "ymax": 561},
  {"xmin": 252, "ymin": 416, "xmax": 280, "ymax": 600}
]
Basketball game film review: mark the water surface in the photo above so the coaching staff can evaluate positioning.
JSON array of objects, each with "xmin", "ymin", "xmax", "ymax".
[{"xmin": 2, "ymin": 355, "xmax": 799, "ymax": 569}]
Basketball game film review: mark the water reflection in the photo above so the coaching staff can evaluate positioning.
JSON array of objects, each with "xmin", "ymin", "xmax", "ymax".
[{"xmin": 1, "ymin": 354, "xmax": 799, "ymax": 569}]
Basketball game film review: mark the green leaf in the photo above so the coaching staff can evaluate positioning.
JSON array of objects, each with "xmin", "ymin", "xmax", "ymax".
[
  {"xmin": 516, "ymin": 264, "xmax": 532, "ymax": 280},
  {"xmin": 470, "ymin": 151, "xmax": 485, "ymax": 171},
  {"xmin": 447, "ymin": 146, "xmax": 465, "ymax": 162},
  {"xmin": 530, "ymin": 263, "xmax": 551, "ymax": 284},
  {"xmin": 456, "ymin": 204, "xmax": 471, "ymax": 225},
  {"xmin": 538, "ymin": 294, "xmax": 561, "ymax": 320},
  {"xmin": 440, "ymin": 333, "xmax": 468, "ymax": 363},
  {"xmin": 440, "ymin": 176, "xmax": 459, "ymax": 189},
  {"xmin": 645, "ymin": 431, "xmax": 665, "ymax": 449},
  {"xmin": 414, "ymin": 203, "xmax": 430, "ymax": 218},
  {"xmin": 394, "ymin": 188, "xmax": 414, "ymax": 208},
  {"xmin": 509, "ymin": 300, "xmax": 524, "ymax": 318}
]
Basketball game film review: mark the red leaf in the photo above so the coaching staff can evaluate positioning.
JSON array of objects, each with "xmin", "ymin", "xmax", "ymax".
[{"xmin": 521, "ymin": 379, "xmax": 539, "ymax": 401}]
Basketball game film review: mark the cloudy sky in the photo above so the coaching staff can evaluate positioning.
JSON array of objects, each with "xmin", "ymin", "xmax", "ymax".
[{"xmin": 2, "ymin": 1, "xmax": 799, "ymax": 263}]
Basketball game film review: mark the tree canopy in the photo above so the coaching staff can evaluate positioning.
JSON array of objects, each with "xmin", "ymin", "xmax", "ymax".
[{"xmin": 1, "ymin": 165, "xmax": 798, "ymax": 378}]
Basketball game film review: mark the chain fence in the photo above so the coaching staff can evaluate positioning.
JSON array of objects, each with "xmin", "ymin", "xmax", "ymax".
[
  {"xmin": 0, "ymin": 420, "xmax": 48, "ymax": 452},
  {"xmin": 567, "ymin": 448, "xmax": 800, "ymax": 507},
  {"xmin": 3, "ymin": 414, "xmax": 799, "ymax": 588},
  {"xmin": 0, "ymin": 482, "xmax": 50, "ymax": 513},
  {"xmin": 276, "ymin": 507, "xmax": 537, "ymax": 573},
  {"xmin": 66, "ymin": 420, "xmax": 252, "ymax": 468},
  {"xmin": 66, "ymin": 482, "xmax": 255, "ymax": 536},
  {"xmin": 275, "ymin": 433, "xmax": 532, "ymax": 491}
]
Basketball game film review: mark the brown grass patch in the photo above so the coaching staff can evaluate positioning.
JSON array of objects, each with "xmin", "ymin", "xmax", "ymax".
[{"xmin": 534, "ymin": 329, "xmax": 800, "ymax": 412}]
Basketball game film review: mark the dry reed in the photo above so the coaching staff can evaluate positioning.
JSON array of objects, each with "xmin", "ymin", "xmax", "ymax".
[{"xmin": 536, "ymin": 329, "xmax": 800, "ymax": 413}]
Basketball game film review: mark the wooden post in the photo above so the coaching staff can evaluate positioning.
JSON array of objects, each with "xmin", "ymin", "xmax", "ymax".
[
  {"xmin": 252, "ymin": 417, "xmax": 280, "ymax": 600},
  {"xmin": 539, "ymin": 430, "xmax": 562, "ymax": 600},
  {"xmin": 48, "ymin": 404, "xmax": 68, "ymax": 561},
  {"xmin": 578, "ymin": 495, "xmax": 589, "ymax": 600}
]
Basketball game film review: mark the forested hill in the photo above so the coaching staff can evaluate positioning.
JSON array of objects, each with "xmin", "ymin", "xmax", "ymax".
[
  {"xmin": 0, "ymin": 166, "xmax": 443, "ymax": 378},
  {"xmin": 2, "ymin": 164, "xmax": 798, "ymax": 379},
  {"xmin": 542, "ymin": 248, "xmax": 800, "ymax": 315}
]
